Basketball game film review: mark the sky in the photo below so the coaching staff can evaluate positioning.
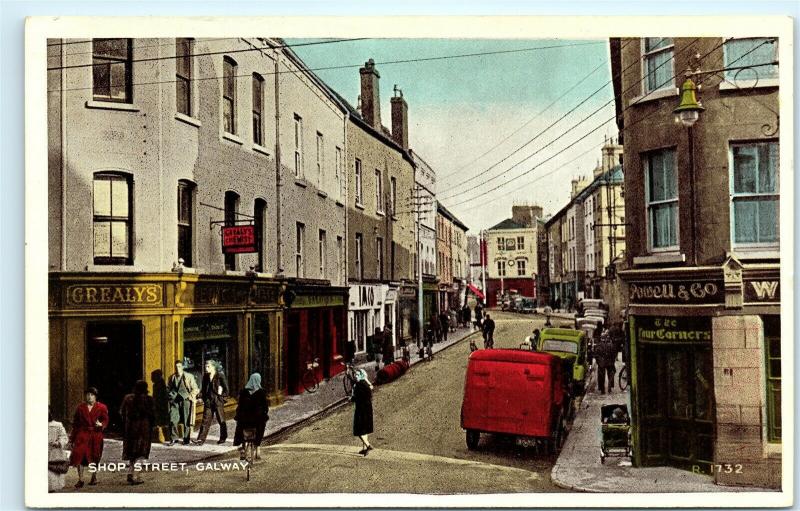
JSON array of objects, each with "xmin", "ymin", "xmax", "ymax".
[{"xmin": 288, "ymin": 38, "xmax": 619, "ymax": 233}]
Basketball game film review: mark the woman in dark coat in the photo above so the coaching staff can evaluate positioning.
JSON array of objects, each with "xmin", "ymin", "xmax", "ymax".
[
  {"xmin": 119, "ymin": 380, "xmax": 155, "ymax": 485},
  {"xmin": 233, "ymin": 373, "xmax": 270, "ymax": 460},
  {"xmin": 351, "ymin": 369, "xmax": 374, "ymax": 456},
  {"xmin": 69, "ymin": 387, "xmax": 109, "ymax": 488}
]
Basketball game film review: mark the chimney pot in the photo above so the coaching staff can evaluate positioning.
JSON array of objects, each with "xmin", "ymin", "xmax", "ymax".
[{"xmin": 360, "ymin": 59, "xmax": 381, "ymax": 128}]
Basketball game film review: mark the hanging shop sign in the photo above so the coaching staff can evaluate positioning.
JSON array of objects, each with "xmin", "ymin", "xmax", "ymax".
[
  {"xmin": 634, "ymin": 315, "xmax": 712, "ymax": 344},
  {"xmin": 222, "ymin": 225, "xmax": 257, "ymax": 254},
  {"xmin": 629, "ymin": 280, "xmax": 723, "ymax": 305}
]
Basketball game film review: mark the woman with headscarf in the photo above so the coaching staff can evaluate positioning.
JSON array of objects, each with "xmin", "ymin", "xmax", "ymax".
[
  {"xmin": 48, "ymin": 408, "xmax": 69, "ymax": 492},
  {"xmin": 351, "ymin": 369, "xmax": 374, "ymax": 456},
  {"xmin": 69, "ymin": 387, "xmax": 109, "ymax": 488},
  {"xmin": 233, "ymin": 372, "xmax": 269, "ymax": 460},
  {"xmin": 119, "ymin": 380, "xmax": 155, "ymax": 485}
]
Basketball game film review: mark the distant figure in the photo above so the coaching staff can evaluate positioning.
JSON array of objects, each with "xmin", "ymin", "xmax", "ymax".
[
  {"xmin": 345, "ymin": 339, "xmax": 357, "ymax": 365},
  {"xmin": 150, "ymin": 369, "xmax": 170, "ymax": 443},
  {"xmin": 595, "ymin": 331, "xmax": 617, "ymax": 394},
  {"xmin": 382, "ymin": 325, "xmax": 395, "ymax": 365},
  {"xmin": 461, "ymin": 304, "xmax": 471, "ymax": 328},
  {"xmin": 475, "ymin": 304, "xmax": 484, "ymax": 329},
  {"xmin": 372, "ymin": 327, "xmax": 384, "ymax": 370},
  {"xmin": 119, "ymin": 380, "xmax": 155, "ymax": 485},
  {"xmin": 530, "ymin": 328, "xmax": 541, "ymax": 351},
  {"xmin": 194, "ymin": 359, "xmax": 229, "ymax": 445},
  {"xmin": 48, "ymin": 408, "xmax": 69, "ymax": 492},
  {"xmin": 351, "ymin": 369, "xmax": 374, "ymax": 456},
  {"xmin": 234, "ymin": 372, "xmax": 270, "ymax": 460},
  {"xmin": 482, "ymin": 314, "xmax": 496, "ymax": 349},
  {"xmin": 166, "ymin": 360, "xmax": 199, "ymax": 446},
  {"xmin": 69, "ymin": 387, "xmax": 108, "ymax": 488},
  {"xmin": 438, "ymin": 311, "xmax": 449, "ymax": 342}
]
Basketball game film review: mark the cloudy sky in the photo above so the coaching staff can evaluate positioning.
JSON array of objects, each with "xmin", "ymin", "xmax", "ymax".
[{"xmin": 289, "ymin": 38, "xmax": 618, "ymax": 233}]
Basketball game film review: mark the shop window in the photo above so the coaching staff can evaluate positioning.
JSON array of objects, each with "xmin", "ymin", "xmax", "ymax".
[
  {"xmin": 93, "ymin": 172, "xmax": 132, "ymax": 265},
  {"xmin": 764, "ymin": 316, "xmax": 781, "ymax": 442},
  {"xmin": 92, "ymin": 39, "xmax": 132, "ymax": 103},
  {"xmin": 645, "ymin": 148, "xmax": 679, "ymax": 250},
  {"xmin": 516, "ymin": 259, "xmax": 526, "ymax": 276},
  {"xmin": 730, "ymin": 141, "xmax": 779, "ymax": 247},
  {"xmin": 642, "ymin": 37, "xmax": 674, "ymax": 94},
  {"xmin": 724, "ymin": 38, "xmax": 778, "ymax": 81},
  {"xmin": 222, "ymin": 57, "xmax": 237, "ymax": 134},
  {"xmin": 252, "ymin": 73, "xmax": 264, "ymax": 145},
  {"xmin": 177, "ymin": 180, "xmax": 194, "ymax": 267},
  {"xmin": 224, "ymin": 191, "xmax": 239, "ymax": 270},
  {"xmin": 175, "ymin": 38, "xmax": 193, "ymax": 115},
  {"xmin": 183, "ymin": 316, "xmax": 238, "ymax": 393}
]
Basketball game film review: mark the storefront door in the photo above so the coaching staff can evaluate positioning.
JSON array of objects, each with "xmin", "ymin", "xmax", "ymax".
[
  {"xmin": 86, "ymin": 321, "xmax": 143, "ymax": 433},
  {"xmin": 638, "ymin": 342, "xmax": 714, "ymax": 471}
]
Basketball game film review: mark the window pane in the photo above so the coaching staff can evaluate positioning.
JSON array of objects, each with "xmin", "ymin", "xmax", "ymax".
[
  {"xmin": 178, "ymin": 186, "xmax": 192, "ymax": 223},
  {"xmin": 223, "ymin": 98, "xmax": 234, "ymax": 133},
  {"xmin": 111, "ymin": 221, "xmax": 128, "ymax": 257},
  {"xmin": 645, "ymin": 37, "xmax": 672, "ymax": 52},
  {"xmin": 176, "ymin": 39, "xmax": 191, "ymax": 77},
  {"xmin": 176, "ymin": 77, "xmax": 190, "ymax": 115},
  {"xmin": 758, "ymin": 199, "xmax": 779, "ymax": 243},
  {"xmin": 733, "ymin": 145, "xmax": 758, "ymax": 193},
  {"xmin": 652, "ymin": 203, "xmax": 677, "ymax": 248},
  {"xmin": 649, "ymin": 153, "xmax": 666, "ymax": 201},
  {"xmin": 109, "ymin": 62, "xmax": 128, "ymax": 100},
  {"xmin": 646, "ymin": 49, "xmax": 673, "ymax": 92},
  {"xmin": 253, "ymin": 113, "xmax": 262, "ymax": 145},
  {"xmin": 93, "ymin": 179, "xmax": 111, "ymax": 216},
  {"xmin": 93, "ymin": 222, "xmax": 111, "ymax": 257},
  {"xmin": 111, "ymin": 178, "xmax": 129, "ymax": 217},
  {"xmin": 252, "ymin": 76, "xmax": 262, "ymax": 113},
  {"xmin": 223, "ymin": 60, "xmax": 235, "ymax": 97},
  {"xmin": 92, "ymin": 61, "xmax": 110, "ymax": 98},
  {"xmin": 94, "ymin": 39, "xmax": 128, "ymax": 59},
  {"xmin": 179, "ymin": 225, "xmax": 192, "ymax": 266},
  {"xmin": 733, "ymin": 200, "xmax": 758, "ymax": 243},
  {"xmin": 725, "ymin": 38, "xmax": 778, "ymax": 80},
  {"xmin": 758, "ymin": 143, "xmax": 779, "ymax": 193},
  {"xmin": 663, "ymin": 150, "xmax": 677, "ymax": 198}
]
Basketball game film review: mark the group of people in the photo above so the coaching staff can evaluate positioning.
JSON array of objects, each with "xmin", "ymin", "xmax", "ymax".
[
  {"xmin": 47, "ymin": 359, "xmax": 271, "ymax": 491},
  {"xmin": 366, "ymin": 325, "xmax": 395, "ymax": 371}
]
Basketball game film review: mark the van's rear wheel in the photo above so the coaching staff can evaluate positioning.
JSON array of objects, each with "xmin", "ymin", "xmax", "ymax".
[{"xmin": 466, "ymin": 430, "xmax": 480, "ymax": 450}]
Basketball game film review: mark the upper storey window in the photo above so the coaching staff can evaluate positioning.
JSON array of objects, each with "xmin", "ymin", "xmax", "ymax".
[
  {"xmin": 93, "ymin": 39, "xmax": 132, "ymax": 103},
  {"xmin": 724, "ymin": 38, "xmax": 778, "ymax": 81},
  {"xmin": 642, "ymin": 38, "xmax": 674, "ymax": 94}
]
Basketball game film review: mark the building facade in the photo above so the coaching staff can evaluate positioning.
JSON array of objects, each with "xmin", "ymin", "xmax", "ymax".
[
  {"xmin": 611, "ymin": 36, "xmax": 781, "ymax": 488},
  {"xmin": 436, "ymin": 203, "xmax": 469, "ymax": 312},
  {"xmin": 409, "ymin": 150, "xmax": 439, "ymax": 329}
]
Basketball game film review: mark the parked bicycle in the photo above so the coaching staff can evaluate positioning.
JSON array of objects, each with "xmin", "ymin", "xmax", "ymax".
[
  {"xmin": 342, "ymin": 361, "xmax": 358, "ymax": 396},
  {"xmin": 618, "ymin": 364, "xmax": 629, "ymax": 391},
  {"xmin": 302, "ymin": 357, "xmax": 320, "ymax": 393}
]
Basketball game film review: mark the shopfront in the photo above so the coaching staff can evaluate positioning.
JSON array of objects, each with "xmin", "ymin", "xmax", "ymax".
[
  {"xmin": 622, "ymin": 260, "xmax": 782, "ymax": 488},
  {"xmin": 348, "ymin": 283, "xmax": 389, "ymax": 354}
]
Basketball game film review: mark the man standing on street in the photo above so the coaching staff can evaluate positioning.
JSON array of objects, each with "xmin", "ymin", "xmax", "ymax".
[
  {"xmin": 194, "ymin": 359, "xmax": 229, "ymax": 445},
  {"xmin": 482, "ymin": 314, "xmax": 495, "ymax": 349},
  {"xmin": 166, "ymin": 360, "xmax": 199, "ymax": 445},
  {"xmin": 438, "ymin": 310, "xmax": 449, "ymax": 342},
  {"xmin": 595, "ymin": 331, "xmax": 617, "ymax": 394}
]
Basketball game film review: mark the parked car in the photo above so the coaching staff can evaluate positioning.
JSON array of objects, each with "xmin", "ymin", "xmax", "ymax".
[
  {"xmin": 537, "ymin": 328, "xmax": 590, "ymax": 398},
  {"xmin": 519, "ymin": 297, "xmax": 536, "ymax": 314},
  {"xmin": 461, "ymin": 349, "xmax": 568, "ymax": 454},
  {"xmin": 575, "ymin": 314, "xmax": 604, "ymax": 330}
]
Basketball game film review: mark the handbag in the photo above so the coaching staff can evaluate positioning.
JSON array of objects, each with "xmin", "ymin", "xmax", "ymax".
[{"xmin": 48, "ymin": 459, "xmax": 70, "ymax": 474}]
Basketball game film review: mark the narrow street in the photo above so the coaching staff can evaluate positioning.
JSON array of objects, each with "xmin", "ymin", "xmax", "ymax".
[{"xmin": 61, "ymin": 311, "xmax": 567, "ymax": 493}]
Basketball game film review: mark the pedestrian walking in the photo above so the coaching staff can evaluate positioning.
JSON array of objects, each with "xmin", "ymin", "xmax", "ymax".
[
  {"xmin": 438, "ymin": 311, "xmax": 449, "ymax": 342},
  {"xmin": 382, "ymin": 326, "xmax": 395, "ymax": 365},
  {"xmin": 166, "ymin": 360, "xmax": 199, "ymax": 445},
  {"xmin": 233, "ymin": 372, "xmax": 269, "ymax": 461},
  {"xmin": 68, "ymin": 387, "xmax": 108, "ymax": 488},
  {"xmin": 475, "ymin": 304, "xmax": 484, "ymax": 330},
  {"xmin": 482, "ymin": 314, "xmax": 496, "ymax": 349},
  {"xmin": 461, "ymin": 304, "xmax": 470, "ymax": 328},
  {"xmin": 194, "ymin": 360, "xmax": 229, "ymax": 445},
  {"xmin": 372, "ymin": 327, "xmax": 384, "ymax": 370},
  {"xmin": 449, "ymin": 308, "xmax": 458, "ymax": 332},
  {"xmin": 351, "ymin": 369, "xmax": 374, "ymax": 456},
  {"xmin": 150, "ymin": 369, "xmax": 170, "ymax": 443},
  {"xmin": 48, "ymin": 408, "xmax": 69, "ymax": 492},
  {"xmin": 119, "ymin": 380, "xmax": 155, "ymax": 485},
  {"xmin": 595, "ymin": 331, "xmax": 617, "ymax": 394}
]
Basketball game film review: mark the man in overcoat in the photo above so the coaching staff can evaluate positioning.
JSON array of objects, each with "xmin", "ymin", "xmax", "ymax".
[
  {"xmin": 193, "ymin": 359, "xmax": 229, "ymax": 445},
  {"xmin": 166, "ymin": 360, "xmax": 199, "ymax": 445}
]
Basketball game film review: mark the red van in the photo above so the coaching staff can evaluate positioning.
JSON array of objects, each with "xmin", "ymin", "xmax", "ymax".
[{"xmin": 460, "ymin": 349, "xmax": 568, "ymax": 453}]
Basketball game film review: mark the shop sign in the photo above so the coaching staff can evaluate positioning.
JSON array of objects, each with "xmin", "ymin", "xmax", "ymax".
[
  {"xmin": 66, "ymin": 284, "xmax": 162, "ymax": 307},
  {"xmin": 349, "ymin": 285, "xmax": 382, "ymax": 309},
  {"xmin": 222, "ymin": 225, "xmax": 257, "ymax": 254},
  {"xmin": 744, "ymin": 279, "xmax": 780, "ymax": 303},
  {"xmin": 634, "ymin": 316, "xmax": 712, "ymax": 344},
  {"xmin": 195, "ymin": 283, "xmax": 279, "ymax": 306},
  {"xmin": 629, "ymin": 280, "xmax": 723, "ymax": 305},
  {"xmin": 184, "ymin": 316, "xmax": 235, "ymax": 341},
  {"xmin": 292, "ymin": 294, "xmax": 344, "ymax": 308},
  {"xmin": 385, "ymin": 289, "xmax": 398, "ymax": 303},
  {"xmin": 399, "ymin": 287, "xmax": 417, "ymax": 298}
]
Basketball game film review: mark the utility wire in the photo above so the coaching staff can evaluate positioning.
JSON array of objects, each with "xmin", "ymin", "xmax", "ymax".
[{"xmin": 438, "ymin": 37, "xmax": 702, "ymax": 201}]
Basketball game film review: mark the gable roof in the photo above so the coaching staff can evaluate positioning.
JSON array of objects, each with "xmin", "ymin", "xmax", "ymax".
[
  {"xmin": 437, "ymin": 202, "xmax": 469, "ymax": 231},
  {"xmin": 487, "ymin": 218, "xmax": 526, "ymax": 231}
]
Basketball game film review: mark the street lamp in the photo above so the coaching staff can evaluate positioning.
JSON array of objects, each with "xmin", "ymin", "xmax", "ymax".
[{"xmin": 673, "ymin": 78, "xmax": 705, "ymax": 127}]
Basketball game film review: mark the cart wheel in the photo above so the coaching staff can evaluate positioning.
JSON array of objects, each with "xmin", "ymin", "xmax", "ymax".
[{"xmin": 466, "ymin": 430, "xmax": 480, "ymax": 450}]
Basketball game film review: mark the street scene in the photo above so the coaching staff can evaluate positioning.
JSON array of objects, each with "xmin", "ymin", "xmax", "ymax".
[{"xmin": 40, "ymin": 26, "xmax": 785, "ymax": 500}]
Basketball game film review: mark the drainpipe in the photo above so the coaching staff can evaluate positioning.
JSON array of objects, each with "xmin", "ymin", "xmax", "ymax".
[{"xmin": 274, "ymin": 51, "xmax": 282, "ymax": 274}]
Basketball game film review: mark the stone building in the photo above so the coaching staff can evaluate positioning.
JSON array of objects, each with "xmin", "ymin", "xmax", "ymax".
[
  {"xmin": 409, "ymin": 149, "xmax": 439, "ymax": 328},
  {"xmin": 611, "ymin": 36, "xmax": 781, "ymax": 488},
  {"xmin": 47, "ymin": 37, "xmax": 350, "ymax": 425},
  {"xmin": 436, "ymin": 203, "xmax": 469, "ymax": 312}
]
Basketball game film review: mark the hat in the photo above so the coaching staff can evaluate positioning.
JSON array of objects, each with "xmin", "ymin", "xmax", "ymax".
[{"xmin": 85, "ymin": 386, "xmax": 99, "ymax": 397}]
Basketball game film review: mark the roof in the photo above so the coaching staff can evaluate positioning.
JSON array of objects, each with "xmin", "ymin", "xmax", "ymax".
[
  {"xmin": 487, "ymin": 218, "xmax": 526, "ymax": 231},
  {"xmin": 437, "ymin": 202, "xmax": 469, "ymax": 231}
]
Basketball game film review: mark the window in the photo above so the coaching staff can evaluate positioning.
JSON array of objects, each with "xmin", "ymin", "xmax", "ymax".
[
  {"xmin": 517, "ymin": 259, "xmax": 526, "ymax": 276},
  {"xmin": 496, "ymin": 237, "xmax": 504, "ymax": 251},
  {"xmin": 764, "ymin": 316, "xmax": 781, "ymax": 442},
  {"xmin": 254, "ymin": 199, "xmax": 266, "ymax": 272},
  {"xmin": 92, "ymin": 39, "xmax": 132, "ymax": 103},
  {"xmin": 335, "ymin": 147, "xmax": 343, "ymax": 199},
  {"xmin": 316, "ymin": 132, "xmax": 324, "ymax": 187},
  {"xmin": 730, "ymin": 142, "xmax": 779, "ymax": 246},
  {"xmin": 336, "ymin": 236, "xmax": 344, "ymax": 285},
  {"xmin": 354, "ymin": 159, "xmax": 363, "ymax": 204},
  {"xmin": 375, "ymin": 169, "xmax": 383, "ymax": 213},
  {"xmin": 724, "ymin": 38, "xmax": 778, "ymax": 81},
  {"xmin": 177, "ymin": 180, "xmax": 194, "ymax": 266},
  {"xmin": 222, "ymin": 57, "xmax": 237, "ymax": 134},
  {"xmin": 293, "ymin": 114, "xmax": 303, "ymax": 178},
  {"xmin": 224, "ymin": 191, "xmax": 239, "ymax": 270},
  {"xmin": 175, "ymin": 38, "xmax": 192, "ymax": 115},
  {"xmin": 497, "ymin": 260, "xmax": 506, "ymax": 277},
  {"xmin": 517, "ymin": 236, "xmax": 525, "ymax": 250},
  {"xmin": 376, "ymin": 237, "xmax": 384, "ymax": 280},
  {"xmin": 355, "ymin": 233, "xmax": 364, "ymax": 280},
  {"xmin": 252, "ymin": 74, "xmax": 264, "ymax": 145},
  {"xmin": 295, "ymin": 222, "xmax": 305, "ymax": 278},
  {"xmin": 390, "ymin": 177, "xmax": 397, "ymax": 215},
  {"xmin": 645, "ymin": 148, "xmax": 679, "ymax": 250},
  {"xmin": 93, "ymin": 172, "xmax": 132, "ymax": 264},
  {"xmin": 642, "ymin": 37, "xmax": 674, "ymax": 94},
  {"xmin": 317, "ymin": 229, "xmax": 327, "ymax": 279}
]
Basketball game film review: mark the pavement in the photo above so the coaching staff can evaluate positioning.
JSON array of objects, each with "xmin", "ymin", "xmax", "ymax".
[
  {"xmin": 96, "ymin": 324, "xmax": 480, "ymax": 465},
  {"xmin": 551, "ymin": 360, "xmax": 772, "ymax": 493}
]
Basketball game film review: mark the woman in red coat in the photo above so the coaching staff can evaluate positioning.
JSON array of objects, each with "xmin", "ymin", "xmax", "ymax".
[{"xmin": 69, "ymin": 387, "xmax": 109, "ymax": 488}]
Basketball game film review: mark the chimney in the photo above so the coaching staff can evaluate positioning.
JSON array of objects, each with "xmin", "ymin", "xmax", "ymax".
[
  {"xmin": 359, "ymin": 59, "xmax": 381, "ymax": 129},
  {"xmin": 511, "ymin": 204, "xmax": 543, "ymax": 227},
  {"xmin": 601, "ymin": 138, "xmax": 623, "ymax": 172},
  {"xmin": 391, "ymin": 86, "xmax": 409, "ymax": 150}
]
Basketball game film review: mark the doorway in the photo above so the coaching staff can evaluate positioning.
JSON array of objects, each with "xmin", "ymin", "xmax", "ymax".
[{"xmin": 86, "ymin": 321, "xmax": 143, "ymax": 433}]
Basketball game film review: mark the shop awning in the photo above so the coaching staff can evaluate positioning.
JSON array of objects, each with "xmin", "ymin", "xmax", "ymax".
[{"xmin": 467, "ymin": 284, "xmax": 485, "ymax": 301}]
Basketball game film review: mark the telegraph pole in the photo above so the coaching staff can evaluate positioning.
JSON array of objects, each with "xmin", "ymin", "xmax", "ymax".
[{"xmin": 408, "ymin": 184, "xmax": 433, "ymax": 346}]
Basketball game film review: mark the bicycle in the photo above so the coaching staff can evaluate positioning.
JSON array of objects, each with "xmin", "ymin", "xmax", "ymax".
[
  {"xmin": 618, "ymin": 364, "xmax": 629, "ymax": 391},
  {"xmin": 302, "ymin": 357, "xmax": 320, "ymax": 393},
  {"xmin": 342, "ymin": 361, "xmax": 358, "ymax": 396},
  {"xmin": 240, "ymin": 428, "xmax": 257, "ymax": 482}
]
